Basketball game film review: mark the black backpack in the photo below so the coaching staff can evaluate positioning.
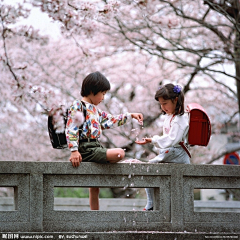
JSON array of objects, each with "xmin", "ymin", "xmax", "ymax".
[{"xmin": 48, "ymin": 101, "xmax": 86, "ymax": 149}]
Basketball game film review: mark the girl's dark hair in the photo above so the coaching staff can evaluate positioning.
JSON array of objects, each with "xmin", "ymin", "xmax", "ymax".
[
  {"xmin": 155, "ymin": 83, "xmax": 185, "ymax": 116},
  {"xmin": 81, "ymin": 71, "xmax": 111, "ymax": 97}
]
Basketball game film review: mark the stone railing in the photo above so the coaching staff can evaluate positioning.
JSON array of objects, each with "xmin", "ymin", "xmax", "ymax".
[
  {"xmin": 0, "ymin": 161, "xmax": 240, "ymax": 233},
  {"xmin": 2, "ymin": 197, "xmax": 240, "ymax": 212}
]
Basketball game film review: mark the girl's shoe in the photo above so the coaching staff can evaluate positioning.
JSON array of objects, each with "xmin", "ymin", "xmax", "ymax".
[{"xmin": 143, "ymin": 207, "xmax": 153, "ymax": 211}]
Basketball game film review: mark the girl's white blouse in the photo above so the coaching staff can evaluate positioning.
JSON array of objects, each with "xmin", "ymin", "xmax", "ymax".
[{"xmin": 152, "ymin": 113, "xmax": 189, "ymax": 149}]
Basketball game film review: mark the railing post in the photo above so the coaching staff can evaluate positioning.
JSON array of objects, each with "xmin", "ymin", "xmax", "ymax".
[
  {"xmin": 171, "ymin": 168, "xmax": 184, "ymax": 232},
  {"xmin": 29, "ymin": 173, "xmax": 43, "ymax": 232}
]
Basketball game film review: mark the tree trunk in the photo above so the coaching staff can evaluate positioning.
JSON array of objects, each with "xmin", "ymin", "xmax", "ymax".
[{"xmin": 234, "ymin": 30, "xmax": 240, "ymax": 114}]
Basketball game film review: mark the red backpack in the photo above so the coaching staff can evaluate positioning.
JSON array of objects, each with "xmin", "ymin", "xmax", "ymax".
[{"xmin": 186, "ymin": 103, "xmax": 211, "ymax": 146}]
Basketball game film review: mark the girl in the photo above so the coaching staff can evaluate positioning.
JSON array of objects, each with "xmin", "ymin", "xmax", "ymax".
[
  {"xmin": 136, "ymin": 83, "xmax": 190, "ymax": 211},
  {"xmin": 65, "ymin": 71, "xmax": 143, "ymax": 210}
]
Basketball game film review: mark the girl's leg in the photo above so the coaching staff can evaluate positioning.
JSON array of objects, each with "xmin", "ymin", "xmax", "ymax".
[
  {"xmin": 89, "ymin": 187, "xmax": 100, "ymax": 210},
  {"xmin": 144, "ymin": 188, "xmax": 154, "ymax": 210},
  {"xmin": 106, "ymin": 148, "xmax": 125, "ymax": 163}
]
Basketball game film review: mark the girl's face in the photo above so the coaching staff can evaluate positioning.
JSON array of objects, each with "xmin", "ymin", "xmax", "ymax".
[
  {"xmin": 89, "ymin": 91, "xmax": 107, "ymax": 105},
  {"xmin": 158, "ymin": 97, "xmax": 178, "ymax": 115}
]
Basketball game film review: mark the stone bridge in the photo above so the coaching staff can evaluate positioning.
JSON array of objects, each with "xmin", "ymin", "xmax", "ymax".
[{"xmin": 0, "ymin": 161, "xmax": 240, "ymax": 239}]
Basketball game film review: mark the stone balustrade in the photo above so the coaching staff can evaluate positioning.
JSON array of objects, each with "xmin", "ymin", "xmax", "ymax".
[{"xmin": 0, "ymin": 161, "xmax": 240, "ymax": 234}]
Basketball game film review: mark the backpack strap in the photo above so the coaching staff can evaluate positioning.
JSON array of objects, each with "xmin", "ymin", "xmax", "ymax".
[
  {"xmin": 81, "ymin": 101, "xmax": 87, "ymax": 118},
  {"xmin": 179, "ymin": 141, "xmax": 191, "ymax": 158},
  {"xmin": 170, "ymin": 114, "xmax": 191, "ymax": 158},
  {"xmin": 170, "ymin": 114, "xmax": 175, "ymax": 127}
]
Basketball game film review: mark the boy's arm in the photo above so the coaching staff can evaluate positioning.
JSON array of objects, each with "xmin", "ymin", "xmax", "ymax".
[
  {"xmin": 130, "ymin": 113, "xmax": 143, "ymax": 124},
  {"xmin": 65, "ymin": 100, "xmax": 83, "ymax": 151},
  {"xmin": 66, "ymin": 100, "xmax": 85, "ymax": 168},
  {"xmin": 99, "ymin": 110, "xmax": 131, "ymax": 129},
  {"xmin": 99, "ymin": 110, "xmax": 143, "ymax": 129}
]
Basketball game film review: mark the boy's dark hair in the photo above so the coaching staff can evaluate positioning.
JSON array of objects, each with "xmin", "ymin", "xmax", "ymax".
[
  {"xmin": 81, "ymin": 71, "xmax": 111, "ymax": 97},
  {"xmin": 155, "ymin": 83, "xmax": 185, "ymax": 116}
]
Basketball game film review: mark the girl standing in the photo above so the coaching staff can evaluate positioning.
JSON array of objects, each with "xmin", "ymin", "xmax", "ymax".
[
  {"xmin": 66, "ymin": 71, "xmax": 143, "ymax": 210},
  {"xmin": 136, "ymin": 83, "xmax": 190, "ymax": 211}
]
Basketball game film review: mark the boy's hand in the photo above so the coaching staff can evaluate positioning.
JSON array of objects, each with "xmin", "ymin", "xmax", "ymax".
[
  {"xmin": 131, "ymin": 113, "xmax": 143, "ymax": 125},
  {"xmin": 135, "ymin": 138, "xmax": 152, "ymax": 145},
  {"xmin": 69, "ymin": 151, "xmax": 82, "ymax": 167}
]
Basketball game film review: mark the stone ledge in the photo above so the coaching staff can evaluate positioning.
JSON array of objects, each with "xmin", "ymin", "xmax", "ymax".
[
  {"xmin": 1, "ymin": 161, "xmax": 240, "ymax": 233},
  {"xmin": 1, "ymin": 232, "xmax": 240, "ymax": 240}
]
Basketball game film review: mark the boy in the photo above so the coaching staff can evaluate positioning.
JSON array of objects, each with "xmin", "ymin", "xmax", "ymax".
[{"xmin": 66, "ymin": 71, "xmax": 143, "ymax": 210}]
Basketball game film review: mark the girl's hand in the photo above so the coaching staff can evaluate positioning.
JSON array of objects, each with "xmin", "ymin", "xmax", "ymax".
[
  {"xmin": 135, "ymin": 138, "xmax": 152, "ymax": 145},
  {"xmin": 69, "ymin": 151, "xmax": 82, "ymax": 167},
  {"xmin": 131, "ymin": 113, "xmax": 143, "ymax": 125}
]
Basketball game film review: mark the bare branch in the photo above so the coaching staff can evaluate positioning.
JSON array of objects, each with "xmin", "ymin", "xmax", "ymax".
[{"xmin": 206, "ymin": 144, "xmax": 240, "ymax": 164}]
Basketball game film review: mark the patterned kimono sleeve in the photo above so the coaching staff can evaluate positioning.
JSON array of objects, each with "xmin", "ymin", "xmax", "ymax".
[
  {"xmin": 99, "ymin": 109, "xmax": 132, "ymax": 130},
  {"xmin": 65, "ymin": 100, "xmax": 83, "ymax": 151}
]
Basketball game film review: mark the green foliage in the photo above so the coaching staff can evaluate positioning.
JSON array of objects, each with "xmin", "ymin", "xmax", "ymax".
[
  {"xmin": 54, "ymin": 187, "xmax": 113, "ymax": 198},
  {"xmin": 194, "ymin": 189, "xmax": 201, "ymax": 200}
]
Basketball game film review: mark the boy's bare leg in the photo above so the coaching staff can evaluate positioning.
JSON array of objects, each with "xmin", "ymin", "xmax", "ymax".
[
  {"xmin": 89, "ymin": 187, "xmax": 100, "ymax": 210},
  {"xmin": 106, "ymin": 148, "xmax": 125, "ymax": 163},
  {"xmin": 89, "ymin": 149, "xmax": 125, "ymax": 210}
]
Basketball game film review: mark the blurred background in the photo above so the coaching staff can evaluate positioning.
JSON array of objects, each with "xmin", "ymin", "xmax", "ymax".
[{"xmin": 0, "ymin": 0, "xmax": 240, "ymax": 202}]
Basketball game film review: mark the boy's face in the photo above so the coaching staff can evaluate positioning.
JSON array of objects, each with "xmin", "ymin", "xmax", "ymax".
[{"xmin": 90, "ymin": 91, "xmax": 107, "ymax": 105}]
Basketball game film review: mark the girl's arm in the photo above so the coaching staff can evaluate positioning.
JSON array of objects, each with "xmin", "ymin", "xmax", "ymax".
[
  {"xmin": 136, "ymin": 125, "xmax": 184, "ymax": 146},
  {"xmin": 151, "ymin": 123, "xmax": 185, "ymax": 148},
  {"xmin": 151, "ymin": 114, "xmax": 189, "ymax": 148},
  {"xmin": 135, "ymin": 138, "xmax": 152, "ymax": 145},
  {"xmin": 136, "ymin": 115, "xmax": 188, "ymax": 147}
]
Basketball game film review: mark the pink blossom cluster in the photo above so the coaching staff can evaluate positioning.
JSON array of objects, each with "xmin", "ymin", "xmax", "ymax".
[
  {"xmin": 0, "ymin": 0, "xmax": 238, "ymax": 165},
  {"xmin": 31, "ymin": 0, "xmax": 120, "ymax": 37}
]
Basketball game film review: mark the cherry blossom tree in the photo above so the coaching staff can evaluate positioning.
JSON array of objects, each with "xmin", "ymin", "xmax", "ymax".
[
  {"xmin": 0, "ymin": 0, "xmax": 239, "ymax": 165},
  {"xmin": 95, "ymin": 0, "xmax": 240, "ymax": 163}
]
